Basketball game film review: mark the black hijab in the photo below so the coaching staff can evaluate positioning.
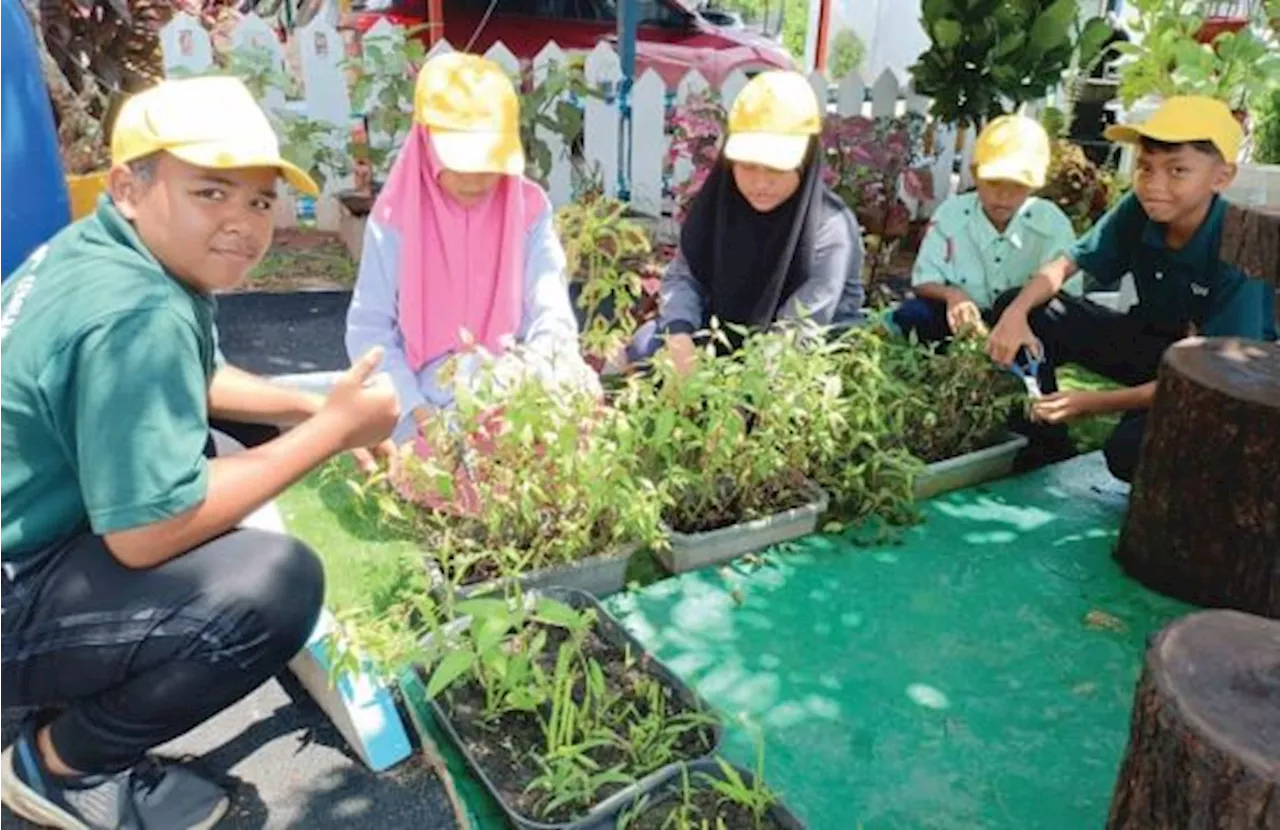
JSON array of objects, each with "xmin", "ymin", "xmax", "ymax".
[{"xmin": 679, "ymin": 137, "xmax": 842, "ymax": 332}]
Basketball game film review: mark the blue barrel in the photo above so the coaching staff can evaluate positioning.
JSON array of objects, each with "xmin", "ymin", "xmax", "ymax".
[{"xmin": 2, "ymin": 0, "xmax": 71, "ymax": 281}]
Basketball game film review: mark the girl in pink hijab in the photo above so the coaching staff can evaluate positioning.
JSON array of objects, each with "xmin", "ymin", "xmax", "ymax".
[{"xmin": 346, "ymin": 53, "xmax": 593, "ymax": 444}]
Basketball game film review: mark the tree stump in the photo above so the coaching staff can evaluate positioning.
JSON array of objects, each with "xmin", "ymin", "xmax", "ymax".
[
  {"xmin": 1115, "ymin": 337, "xmax": 1280, "ymax": 617},
  {"xmin": 1107, "ymin": 610, "xmax": 1280, "ymax": 830},
  {"xmin": 1219, "ymin": 203, "xmax": 1280, "ymax": 320}
]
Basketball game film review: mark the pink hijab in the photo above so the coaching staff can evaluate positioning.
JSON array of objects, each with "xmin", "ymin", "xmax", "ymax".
[{"xmin": 373, "ymin": 123, "xmax": 546, "ymax": 371}]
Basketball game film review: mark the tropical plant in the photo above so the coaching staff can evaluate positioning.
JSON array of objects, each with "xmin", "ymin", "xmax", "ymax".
[
  {"xmin": 879, "ymin": 329, "xmax": 1024, "ymax": 464},
  {"xmin": 1113, "ymin": 0, "xmax": 1280, "ymax": 113},
  {"xmin": 615, "ymin": 321, "xmax": 847, "ymax": 534},
  {"xmin": 178, "ymin": 44, "xmax": 350, "ymax": 190},
  {"xmin": 519, "ymin": 59, "xmax": 597, "ymax": 189},
  {"xmin": 347, "ymin": 27, "xmax": 425, "ymax": 181},
  {"xmin": 821, "ymin": 111, "xmax": 933, "ymax": 237},
  {"xmin": 1039, "ymin": 139, "xmax": 1119, "ymax": 234},
  {"xmin": 909, "ymin": 0, "xmax": 1113, "ymax": 127},
  {"xmin": 386, "ymin": 347, "xmax": 662, "ymax": 589},
  {"xmin": 666, "ymin": 92, "xmax": 729, "ymax": 223},
  {"xmin": 416, "ymin": 591, "xmax": 718, "ymax": 822},
  {"xmin": 554, "ymin": 196, "xmax": 656, "ymax": 364}
]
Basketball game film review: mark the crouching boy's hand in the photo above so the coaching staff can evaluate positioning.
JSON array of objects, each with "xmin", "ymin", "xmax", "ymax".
[{"xmin": 317, "ymin": 348, "xmax": 400, "ymax": 454}]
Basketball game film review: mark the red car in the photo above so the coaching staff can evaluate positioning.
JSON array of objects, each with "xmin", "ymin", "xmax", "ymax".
[{"xmin": 344, "ymin": 0, "xmax": 795, "ymax": 88}]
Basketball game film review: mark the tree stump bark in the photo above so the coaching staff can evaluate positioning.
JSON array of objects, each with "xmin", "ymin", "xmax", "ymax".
[
  {"xmin": 1220, "ymin": 204, "xmax": 1280, "ymax": 290},
  {"xmin": 1107, "ymin": 610, "xmax": 1280, "ymax": 830},
  {"xmin": 1115, "ymin": 337, "xmax": 1280, "ymax": 617}
]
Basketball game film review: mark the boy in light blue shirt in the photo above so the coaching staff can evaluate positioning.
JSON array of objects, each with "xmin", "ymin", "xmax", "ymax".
[{"xmin": 893, "ymin": 115, "xmax": 1079, "ymax": 342}]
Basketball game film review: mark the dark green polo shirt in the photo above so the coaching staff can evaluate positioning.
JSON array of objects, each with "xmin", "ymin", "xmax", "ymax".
[
  {"xmin": 1070, "ymin": 193, "xmax": 1277, "ymax": 340},
  {"xmin": 1, "ymin": 199, "xmax": 217, "ymax": 560}
]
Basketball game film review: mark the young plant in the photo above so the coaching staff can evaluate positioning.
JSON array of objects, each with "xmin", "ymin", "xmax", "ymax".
[
  {"xmin": 391, "ymin": 343, "xmax": 663, "ymax": 589},
  {"xmin": 616, "ymin": 321, "xmax": 848, "ymax": 534},
  {"xmin": 554, "ymin": 196, "xmax": 655, "ymax": 364},
  {"xmin": 878, "ymin": 329, "xmax": 1023, "ymax": 464}
]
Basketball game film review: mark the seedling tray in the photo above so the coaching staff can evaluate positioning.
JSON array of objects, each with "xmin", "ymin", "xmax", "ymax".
[
  {"xmin": 913, "ymin": 433, "xmax": 1029, "ymax": 500},
  {"xmin": 615, "ymin": 757, "xmax": 806, "ymax": 829},
  {"xmin": 657, "ymin": 483, "xmax": 829, "ymax": 574},
  {"xmin": 421, "ymin": 588, "xmax": 723, "ymax": 830},
  {"xmin": 424, "ymin": 543, "xmax": 641, "ymax": 601}
]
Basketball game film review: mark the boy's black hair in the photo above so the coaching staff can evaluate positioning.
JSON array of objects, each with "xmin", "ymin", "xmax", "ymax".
[{"xmin": 1138, "ymin": 136, "xmax": 1224, "ymax": 161}]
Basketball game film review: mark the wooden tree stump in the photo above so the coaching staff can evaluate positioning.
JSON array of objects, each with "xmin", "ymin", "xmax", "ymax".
[
  {"xmin": 1115, "ymin": 337, "xmax": 1280, "ymax": 617},
  {"xmin": 1220, "ymin": 204, "xmax": 1280, "ymax": 290},
  {"xmin": 1107, "ymin": 610, "xmax": 1280, "ymax": 830}
]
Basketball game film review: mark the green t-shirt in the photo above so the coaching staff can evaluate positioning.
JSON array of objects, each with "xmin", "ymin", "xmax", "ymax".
[
  {"xmin": 1069, "ymin": 193, "xmax": 1277, "ymax": 340},
  {"xmin": 1, "ymin": 200, "xmax": 217, "ymax": 560}
]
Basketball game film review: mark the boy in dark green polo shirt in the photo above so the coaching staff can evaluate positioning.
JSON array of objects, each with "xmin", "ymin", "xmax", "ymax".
[
  {"xmin": 988, "ymin": 96, "xmax": 1277, "ymax": 482},
  {"xmin": 1, "ymin": 77, "xmax": 400, "ymax": 829}
]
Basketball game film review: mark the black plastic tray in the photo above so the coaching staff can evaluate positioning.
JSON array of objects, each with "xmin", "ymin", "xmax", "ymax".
[
  {"xmin": 423, "ymin": 587, "xmax": 723, "ymax": 830},
  {"xmin": 611, "ymin": 757, "xmax": 806, "ymax": 829}
]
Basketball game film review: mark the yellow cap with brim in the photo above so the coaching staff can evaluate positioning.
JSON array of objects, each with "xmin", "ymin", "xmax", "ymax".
[
  {"xmin": 1104, "ymin": 95, "xmax": 1243, "ymax": 161},
  {"xmin": 415, "ymin": 53, "xmax": 525, "ymax": 176},
  {"xmin": 111, "ymin": 76, "xmax": 319, "ymax": 197},
  {"xmin": 723, "ymin": 71, "xmax": 821, "ymax": 172},
  {"xmin": 972, "ymin": 114, "xmax": 1051, "ymax": 189}
]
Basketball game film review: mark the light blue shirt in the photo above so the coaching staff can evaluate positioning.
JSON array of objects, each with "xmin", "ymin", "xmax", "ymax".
[{"xmin": 346, "ymin": 201, "xmax": 588, "ymax": 441}]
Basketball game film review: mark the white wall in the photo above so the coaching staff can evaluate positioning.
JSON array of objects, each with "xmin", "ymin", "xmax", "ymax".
[{"xmin": 836, "ymin": 0, "xmax": 929, "ymax": 83}]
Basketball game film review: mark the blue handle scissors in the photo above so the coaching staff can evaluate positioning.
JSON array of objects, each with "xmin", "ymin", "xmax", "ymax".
[{"xmin": 1010, "ymin": 341, "xmax": 1044, "ymax": 399}]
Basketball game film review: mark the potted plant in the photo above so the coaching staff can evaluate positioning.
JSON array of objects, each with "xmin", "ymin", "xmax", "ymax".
[
  {"xmin": 614, "ymin": 753, "xmax": 805, "ymax": 830},
  {"xmin": 554, "ymin": 196, "xmax": 656, "ymax": 371},
  {"xmin": 1113, "ymin": 0, "xmax": 1280, "ymax": 121},
  {"xmin": 910, "ymin": 0, "xmax": 1111, "ymax": 130},
  {"xmin": 615, "ymin": 324, "xmax": 841, "ymax": 574},
  {"xmin": 877, "ymin": 330, "xmax": 1027, "ymax": 499},
  {"xmin": 387, "ymin": 345, "xmax": 662, "ymax": 598},
  {"xmin": 418, "ymin": 589, "xmax": 722, "ymax": 829},
  {"xmin": 31, "ymin": 0, "xmax": 177, "ymax": 218}
]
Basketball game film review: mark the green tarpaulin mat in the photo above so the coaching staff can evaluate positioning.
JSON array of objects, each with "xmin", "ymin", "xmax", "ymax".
[{"xmin": 402, "ymin": 452, "xmax": 1193, "ymax": 829}]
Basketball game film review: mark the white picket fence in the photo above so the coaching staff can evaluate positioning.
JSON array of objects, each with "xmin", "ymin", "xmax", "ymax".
[{"xmin": 158, "ymin": 12, "xmax": 991, "ymax": 229}]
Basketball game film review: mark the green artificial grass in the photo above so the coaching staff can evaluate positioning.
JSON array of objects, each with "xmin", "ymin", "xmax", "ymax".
[
  {"xmin": 1058, "ymin": 363, "xmax": 1123, "ymax": 454},
  {"xmin": 275, "ymin": 457, "xmax": 422, "ymax": 610}
]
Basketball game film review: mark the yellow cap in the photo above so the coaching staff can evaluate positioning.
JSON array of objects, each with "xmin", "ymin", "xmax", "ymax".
[
  {"xmin": 111, "ymin": 76, "xmax": 319, "ymax": 196},
  {"xmin": 972, "ymin": 115, "xmax": 1051, "ymax": 189},
  {"xmin": 1104, "ymin": 95, "xmax": 1243, "ymax": 161},
  {"xmin": 414, "ymin": 53, "xmax": 524, "ymax": 176},
  {"xmin": 723, "ymin": 71, "xmax": 821, "ymax": 172}
]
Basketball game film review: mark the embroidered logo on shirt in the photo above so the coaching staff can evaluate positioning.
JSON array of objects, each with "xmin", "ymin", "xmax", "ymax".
[{"xmin": 1190, "ymin": 283, "xmax": 1209, "ymax": 297}]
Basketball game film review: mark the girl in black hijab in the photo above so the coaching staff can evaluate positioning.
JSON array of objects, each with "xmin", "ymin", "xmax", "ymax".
[{"xmin": 639, "ymin": 70, "xmax": 866, "ymax": 371}]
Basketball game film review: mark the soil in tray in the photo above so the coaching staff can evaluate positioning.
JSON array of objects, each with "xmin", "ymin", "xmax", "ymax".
[
  {"xmin": 628, "ymin": 789, "xmax": 786, "ymax": 830},
  {"xmin": 667, "ymin": 473, "xmax": 813, "ymax": 535},
  {"xmin": 440, "ymin": 624, "xmax": 718, "ymax": 824}
]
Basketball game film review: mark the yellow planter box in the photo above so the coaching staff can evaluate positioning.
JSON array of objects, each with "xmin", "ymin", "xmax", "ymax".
[{"xmin": 66, "ymin": 171, "xmax": 109, "ymax": 220}]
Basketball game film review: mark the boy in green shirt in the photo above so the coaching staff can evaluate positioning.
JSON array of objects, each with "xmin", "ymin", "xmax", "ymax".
[
  {"xmin": 1, "ymin": 77, "xmax": 399, "ymax": 829},
  {"xmin": 988, "ymin": 96, "xmax": 1277, "ymax": 482},
  {"xmin": 892, "ymin": 115, "xmax": 1079, "ymax": 342}
]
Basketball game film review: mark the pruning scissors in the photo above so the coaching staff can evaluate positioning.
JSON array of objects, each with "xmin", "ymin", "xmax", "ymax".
[{"xmin": 1010, "ymin": 340, "xmax": 1045, "ymax": 400}]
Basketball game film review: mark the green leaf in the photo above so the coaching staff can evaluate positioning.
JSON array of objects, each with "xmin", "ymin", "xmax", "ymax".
[
  {"xmin": 933, "ymin": 19, "xmax": 962, "ymax": 49},
  {"xmin": 426, "ymin": 650, "xmax": 475, "ymax": 698},
  {"xmin": 1076, "ymin": 17, "xmax": 1115, "ymax": 72},
  {"xmin": 532, "ymin": 597, "xmax": 583, "ymax": 629},
  {"xmin": 455, "ymin": 598, "xmax": 512, "ymax": 621}
]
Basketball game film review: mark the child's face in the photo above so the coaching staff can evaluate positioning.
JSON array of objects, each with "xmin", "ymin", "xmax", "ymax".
[
  {"xmin": 974, "ymin": 178, "xmax": 1033, "ymax": 229},
  {"xmin": 110, "ymin": 154, "xmax": 277, "ymax": 293},
  {"xmin": 1133, "ymin": 145, "xmax": 1234, "ymax": 225},
  {"xmin": 732, "ymin": 162, "xmax": 802, "ymax": 214},
  {"xmin": 438, "ymin": 169, "xmax": 501, "ymax": 208}
]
